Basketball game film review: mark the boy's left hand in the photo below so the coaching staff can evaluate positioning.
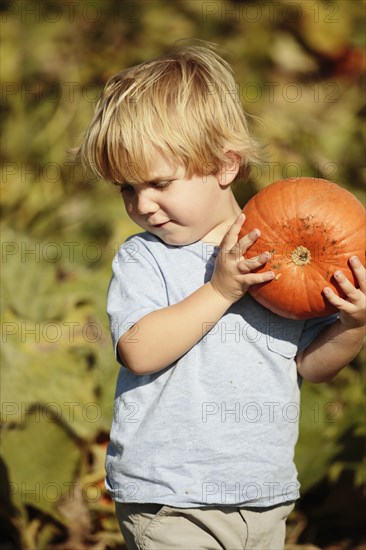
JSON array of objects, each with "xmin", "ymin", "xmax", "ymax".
[{"xmin": 323, "ymin": 256, "xmax": 366, "ymax": 330}]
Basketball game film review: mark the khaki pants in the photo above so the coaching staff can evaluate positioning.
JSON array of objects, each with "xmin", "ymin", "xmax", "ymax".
[{"xmin": 115, "ymin": 502, "xmax": 295, "ymax": 550}]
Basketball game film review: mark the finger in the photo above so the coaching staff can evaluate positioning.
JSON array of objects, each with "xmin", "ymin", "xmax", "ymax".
[
  {"xmin": 237, "ymin": 251, "xmax": 270, "ymax": 273},
  {"xmin": 222, "ymin": 213, "xmax": 245, "ymax": 251},
  {"xmin": 238, "ymin": 270, "xmax": 275, "ymax": 286},
  {"xmin": 349, "ymin": 256, "xmax": 366, "ymax": 293},
  {"xmin": 333, "ymin": 270, "xmax": 363, "ymax": 303},
  {"xmin": 235, "ymin": 228, "xmax": 261, "ymax": 257},
  {"xmin": 322, "ymin": 287, "xmax": 350, "ymax": 311}
]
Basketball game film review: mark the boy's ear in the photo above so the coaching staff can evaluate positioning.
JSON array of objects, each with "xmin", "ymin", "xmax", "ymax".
[{"xmin": 216, "ymin": 151, "xmax": 241, "ymax": 186}]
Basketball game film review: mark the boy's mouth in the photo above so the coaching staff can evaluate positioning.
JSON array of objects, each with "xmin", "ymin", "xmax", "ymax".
[{"xmin": 151, "ymin": 221, "xmax": 170, "ymax": 228}]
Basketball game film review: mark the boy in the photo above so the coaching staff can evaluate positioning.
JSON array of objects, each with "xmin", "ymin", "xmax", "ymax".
[{"xmin": 78, "ymin": 42, "xmax": 365, "ymax": 549}]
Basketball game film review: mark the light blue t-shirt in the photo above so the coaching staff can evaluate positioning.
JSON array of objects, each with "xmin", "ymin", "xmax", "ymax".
[{"xmin": 105, "ymin": 232, "xmax": 337, "ymax": 508}]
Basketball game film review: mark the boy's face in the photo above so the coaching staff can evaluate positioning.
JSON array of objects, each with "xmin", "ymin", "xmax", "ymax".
[{"xmin": 119, "ymin": 151, "xmax": 240, "ymax": 246}]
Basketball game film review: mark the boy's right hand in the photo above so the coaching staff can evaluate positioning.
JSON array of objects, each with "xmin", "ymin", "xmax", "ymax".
[{"xmin": 210, "ymin": 213, "xmax": 274, "ymax": 304}]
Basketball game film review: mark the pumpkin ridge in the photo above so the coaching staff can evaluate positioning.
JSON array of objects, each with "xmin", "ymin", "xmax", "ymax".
[{"xmin": 243, "ymin": 195, "xmax": 290, "ymax": 254}]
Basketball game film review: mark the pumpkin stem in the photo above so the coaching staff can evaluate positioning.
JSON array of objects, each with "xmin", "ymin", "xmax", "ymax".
[{"xmin": 291, "ymin": 246, "xmax": 311, "ymax": 266}]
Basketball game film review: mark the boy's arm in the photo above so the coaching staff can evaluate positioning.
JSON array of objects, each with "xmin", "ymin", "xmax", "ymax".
[
  {"xmin": 118, "ymin": 283, "xmax": 232, "ymax": 374},
  {"xmin": 296, "ymin": 256, "xmax": 365, "ymax": 383},
  {"xmin": 118, "ymin": 214, "xmax": 274, "ymax": 375}
]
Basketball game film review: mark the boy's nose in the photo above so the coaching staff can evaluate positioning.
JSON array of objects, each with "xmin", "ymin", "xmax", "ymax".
[{"xmin": 136, "ymin": 190, "xmax": 159, "ymax": 216}]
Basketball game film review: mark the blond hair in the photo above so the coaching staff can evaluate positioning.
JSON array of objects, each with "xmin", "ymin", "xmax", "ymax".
[{"xmin": 77, "ymin": 40, "xmax": 259, "ymax": 184}]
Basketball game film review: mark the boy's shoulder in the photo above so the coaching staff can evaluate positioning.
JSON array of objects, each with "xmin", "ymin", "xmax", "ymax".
[
  {"xmin": 115, "ymin": 231, "xmax": 183, "ymax": 269},
  {"xmin": 119, "ymin": 232, "xmax": 204, "ymax": 258},
  {"xmin": 126, "ymin": 231, "xmax": 157, "ymax": 242},
  {"xmin": 119, "ymin": 231, "xmax": 164, "ymax": 254},
  {"xmin": 113, "ymin": 231, "xmax": 163, "ymax": 263},
  {"xmin": 114, "ymin": 232, "xmax": 213, "ymax": 275},
  {"xmin": 124, "ymin": 231, "xmax": 160, "ymax": 246}
]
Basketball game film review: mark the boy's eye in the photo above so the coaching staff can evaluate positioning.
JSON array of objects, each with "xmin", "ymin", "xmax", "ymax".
[
  {"xmin": 151, "ymin": 180, "xmax": 171, "ymax": 190},
  {"xmin": 120, "ymin": 184, "xmax": 134, "ymax": 195},
  {"xmin": 119, "ymin": 180, "xmax": 172, "ymax": 195}
]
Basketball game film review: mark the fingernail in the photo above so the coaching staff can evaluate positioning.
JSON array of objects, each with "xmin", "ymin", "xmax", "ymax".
[
  {"xmin": 335, "ymin": 270, "xmax": 343, "ymax": 279},
  {"xmin": 261, "ymin": 252, "xmax": 269, "ymax": 261},
  {"xmin": 249, "ymin": 229, "xmax": 260, "ymax": 239},
  {"xmin": 350, "ymin": 256, "xmax": 359, "ymax": 265}
]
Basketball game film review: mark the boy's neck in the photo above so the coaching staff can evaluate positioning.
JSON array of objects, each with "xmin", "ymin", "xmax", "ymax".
[{"xmin": 201, "ymin": 194, "xmax": 242, "ymax": 246}]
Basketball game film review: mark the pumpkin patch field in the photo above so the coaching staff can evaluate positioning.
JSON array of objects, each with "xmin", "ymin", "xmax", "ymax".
[{"xmin": 1, "ymin": 1, "xmax": 365, "ymax": 549}]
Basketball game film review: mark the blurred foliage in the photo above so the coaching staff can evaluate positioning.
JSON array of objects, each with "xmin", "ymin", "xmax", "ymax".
[{"xmin": 1, "ymin": 0, "xmax": 365, "ymax": 549}]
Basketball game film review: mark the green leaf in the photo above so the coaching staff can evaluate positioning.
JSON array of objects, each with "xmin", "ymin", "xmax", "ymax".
[
  {"xmin": 295, "ymin": 381, "xmax": 343, "ymax": 492},
  {"xmin": 1, "ymin": 337, "xmax": 101, "ymax": 440},
  {"xmin": 1, "ymin": 412, "xmax": 81, "ymax": 520}
]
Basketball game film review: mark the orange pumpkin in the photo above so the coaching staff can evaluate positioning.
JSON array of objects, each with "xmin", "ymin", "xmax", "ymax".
[{"xmin": 239, "ymin": 177, "xmax": 366, "ymax": 319}]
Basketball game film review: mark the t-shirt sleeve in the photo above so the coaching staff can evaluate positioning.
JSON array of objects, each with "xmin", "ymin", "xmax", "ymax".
[
  {"xmin": 106, "ymin": 236, "xmax": 168, "ymax": 363},
  {"xmin": 297, "ymin": 312, "xmax": 339, "ymax": 354}
]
